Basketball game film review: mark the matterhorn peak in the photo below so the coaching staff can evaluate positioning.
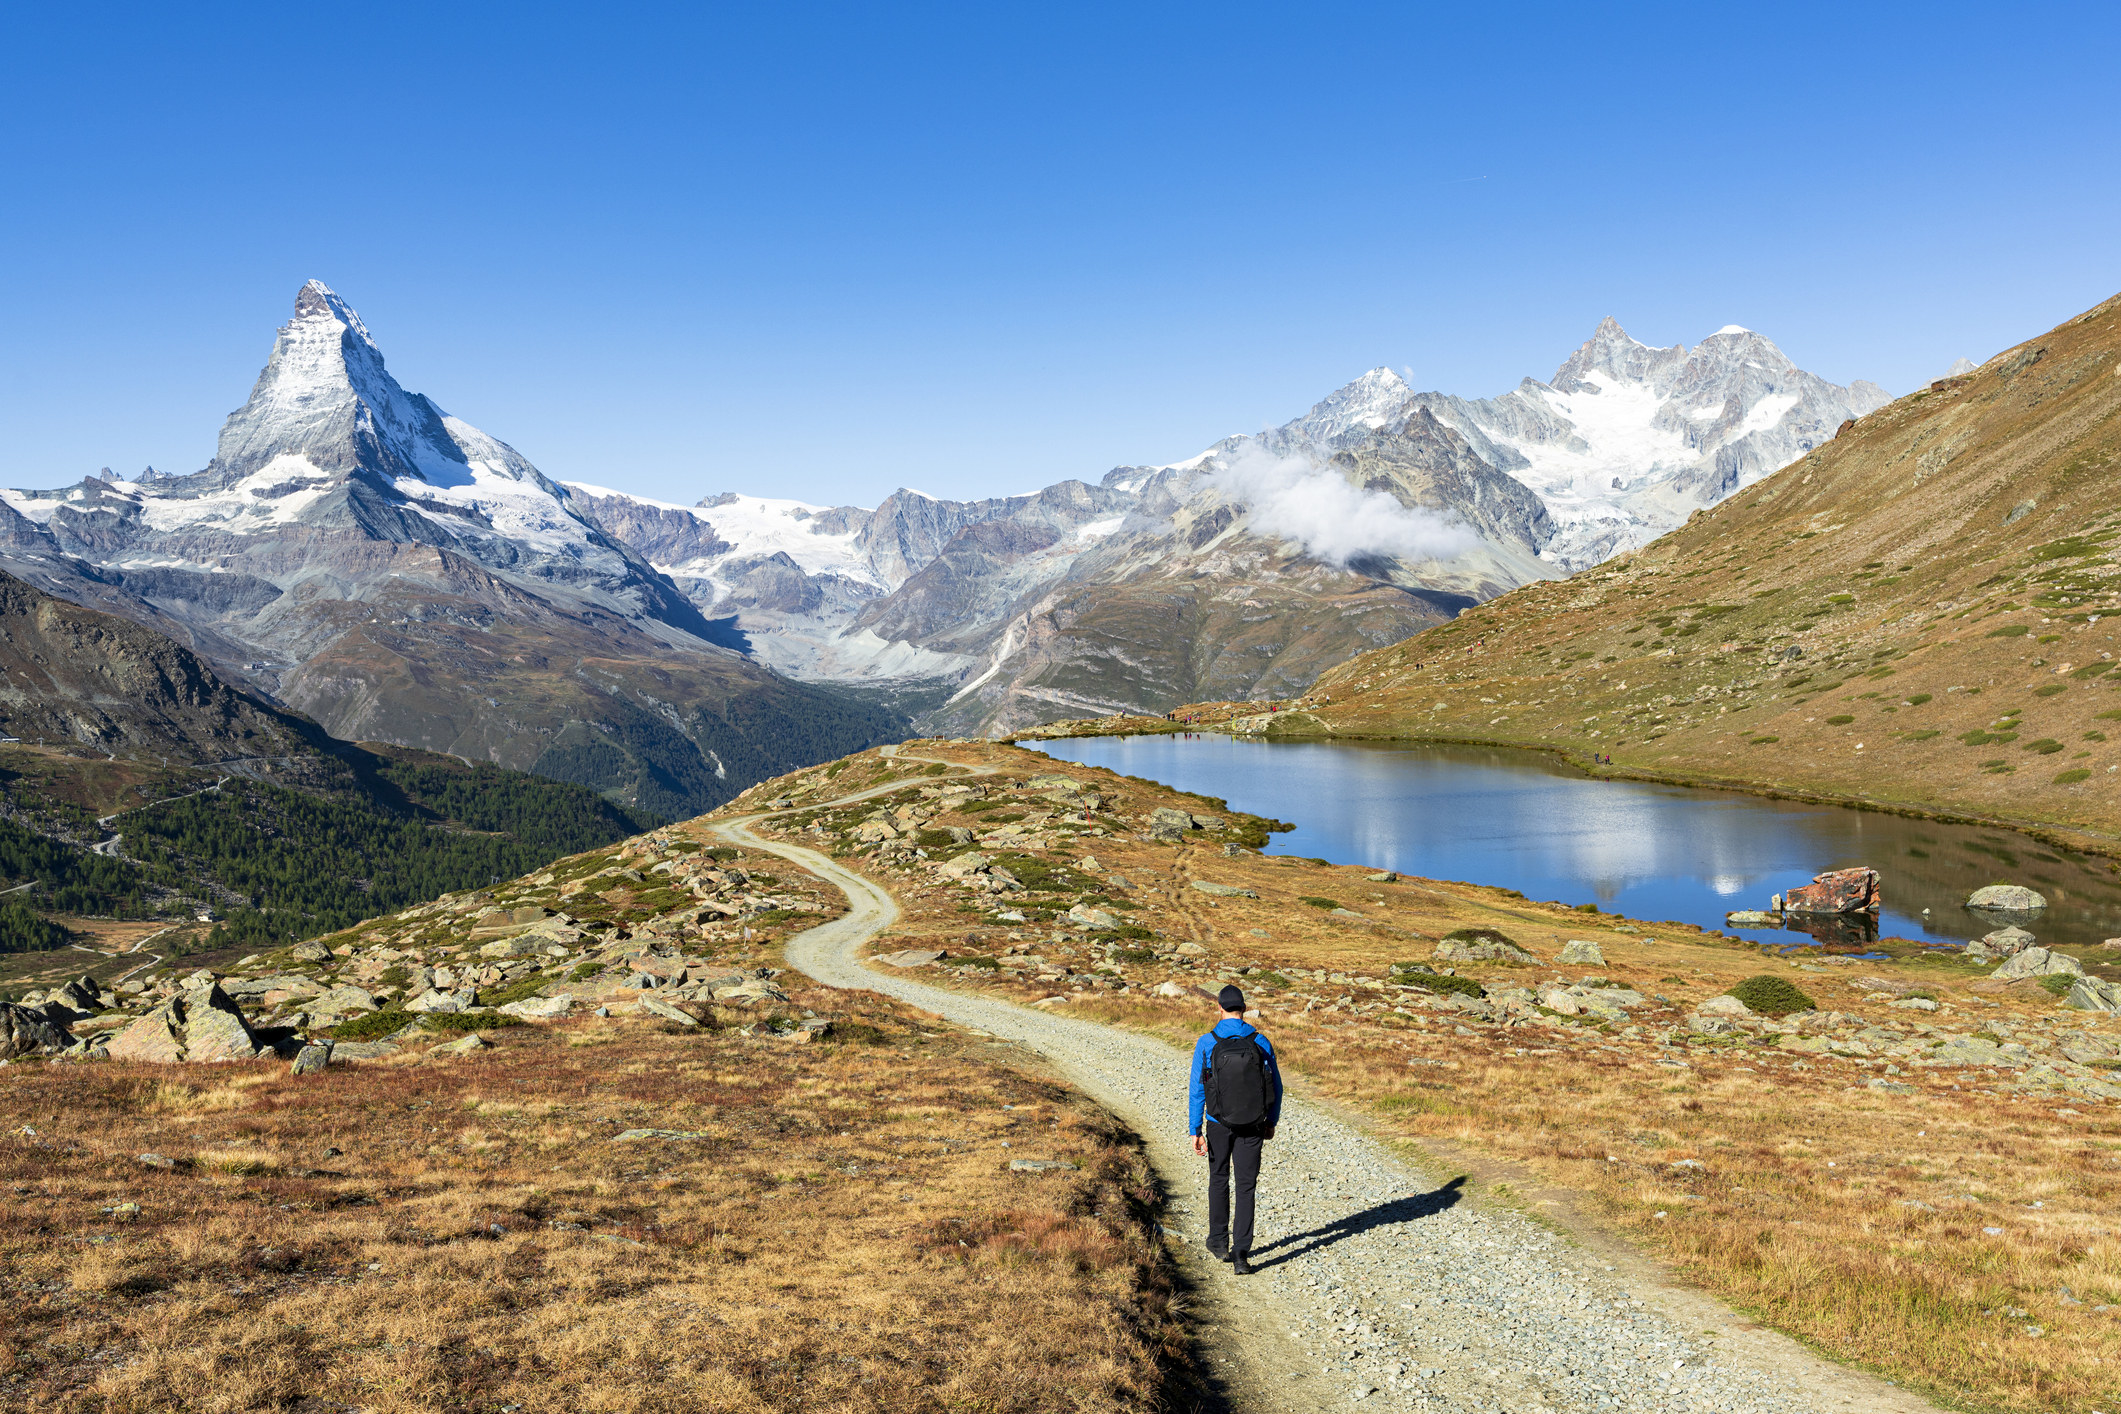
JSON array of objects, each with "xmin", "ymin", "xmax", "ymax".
[{"xmin": 206, "ymin": 281, "xmax": 466, "ymax": 484}]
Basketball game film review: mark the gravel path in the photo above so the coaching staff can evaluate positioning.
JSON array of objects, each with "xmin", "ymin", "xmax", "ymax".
[{"xmin": 716, "ymin": 755, "xmax": 1940, "ymax": 1414}]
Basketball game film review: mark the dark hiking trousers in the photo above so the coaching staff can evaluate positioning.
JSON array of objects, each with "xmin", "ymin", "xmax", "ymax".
[{"xmin": 1206, "ymin": 1121, "xmax": 1264, "ymax": 1256}]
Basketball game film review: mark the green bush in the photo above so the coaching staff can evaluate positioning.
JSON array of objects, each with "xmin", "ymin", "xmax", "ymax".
[
  {"xmin": 2025, "ymin": 739, "xmax": 2064, "ymax": 754},
  {"xmin": 2034, "ymin": 684, "xmax": 2067, "ymax": 698},
  {"xmin": 1726, "ymin": 975, "xmax": 1816, "ymax": 1017},
  {"xmin": 1298, "ymin": 896, "xmax": 1342, "ymax": 910},
  {"xmin": 420, "ymin": 1011, "xmax": 526, "ymax": 1034},
  {"xmin": 1904, "ymin": 693, "xmax": 1932, "ymax": 706},
  {"xmin": 329, "ymin": 1009, "xmax": 415, "ymax": 1041},
  {"xmin": 1401, "ymin": 973, "xmax": 1485, "ymax": 999},
  {"xmin": 1986, "ymin": 624, "xmax": 2030, "ymax": 637},
  {"xmin": 2054, "ymin": 769, "xmax": 2092, "ymax": 784},
  {"xmin": 1112, "ymin": 947, "xmax": 1157, "ymax": 963},
  {"xmin": 2038, "ymin": 973, "xmax": 2078, "ymax": 998},
  {"xmin": 1572, "ymin": 903, "xmax": 1600, "ymax": 913},
  {"xmin": 1826, "ymin": 715, "xmax": 1855, "ymax": 725},
  {"xmin": 1443, "ymin": 927, "xmax": 1521, "ymax": 947}
]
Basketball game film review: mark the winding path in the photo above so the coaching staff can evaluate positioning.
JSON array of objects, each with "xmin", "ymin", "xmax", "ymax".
[{"xmin": 712, "ymin": 749, "xmax": 1940, "ymax": 1414}]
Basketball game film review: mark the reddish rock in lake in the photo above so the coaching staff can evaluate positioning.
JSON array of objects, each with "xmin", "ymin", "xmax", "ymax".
[{"xmin": 1781, "ymin": 867, "xmax": 1882, "ymax": 915}]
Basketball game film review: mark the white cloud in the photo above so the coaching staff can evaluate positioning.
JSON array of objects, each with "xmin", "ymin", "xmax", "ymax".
[{"xmin": 1212, "ymin": 444, "xmax": 1475, "ymax": 567}]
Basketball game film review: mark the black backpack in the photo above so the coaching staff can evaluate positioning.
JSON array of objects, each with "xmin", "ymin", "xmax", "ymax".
[{"xmin": 1204, "ymin": 1033, "xmax": 1269, "ymax": 1127}]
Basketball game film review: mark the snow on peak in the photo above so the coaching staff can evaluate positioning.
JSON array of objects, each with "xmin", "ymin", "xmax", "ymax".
[{"xmin": 1710, "ymin": 324, "xmax": 1753, "ymax": 337}]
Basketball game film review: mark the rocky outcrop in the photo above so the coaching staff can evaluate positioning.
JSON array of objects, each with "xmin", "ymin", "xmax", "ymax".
[
  {"xmin": 0, "ymin": 1003, "xmax": 70, "ymax": 1059},
  {"xmin": 106, "ymin": 975, "xmax": 262, "ymax": 1063}
]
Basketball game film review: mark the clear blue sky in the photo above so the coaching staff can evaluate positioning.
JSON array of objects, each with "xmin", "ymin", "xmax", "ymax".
[{"xmin": 4, "ymin": 2, "xmax": 2118, "ymax": 508}]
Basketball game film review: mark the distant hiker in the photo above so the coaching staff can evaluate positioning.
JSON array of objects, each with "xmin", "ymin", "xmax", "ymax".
[{"xmin": 1189, "ymin": 985, "xmax": 1283, "ymax": 1276}]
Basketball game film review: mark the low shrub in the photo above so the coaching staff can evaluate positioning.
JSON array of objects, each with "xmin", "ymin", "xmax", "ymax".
[
  {"xmin": 2054, "ymin": 769, "xmax": 2092, "ymax": 784},
  {"xmin": 1401, "ymin": 972, "xmax": 1485, "ymax": 1000},
  {"xmin": 1727, "ymin": 975, "xmax": 1817, "ymax": 1017},
  {"xmin": 1298, "ymin": 896, "xmax": 1341, "ymax": 910},
  {"xmin": 1443, "ymin": 927, "xmax": 1521, "ymax": 947},
  {"xmin": 2039, "ymin": 974, "xmax": 2078, "ymax": 998},
  {"xmin": 421, "ymin": 1011, "xmax": 526, "ymax": 1034},
  {"xmin": 329, "ymin": 1009, "xmax": 414, "ymax": 1041}
]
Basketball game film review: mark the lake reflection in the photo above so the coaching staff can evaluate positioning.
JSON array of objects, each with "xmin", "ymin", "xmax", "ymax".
[{"xmin": 1029, "ymin": 735, "xmax": 2121, "ymax": 949}]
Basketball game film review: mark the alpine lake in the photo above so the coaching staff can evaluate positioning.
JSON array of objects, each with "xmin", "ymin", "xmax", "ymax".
[{"xmin": 1029, "ymin": 734, "xmax": 2121, "ymax": 955}]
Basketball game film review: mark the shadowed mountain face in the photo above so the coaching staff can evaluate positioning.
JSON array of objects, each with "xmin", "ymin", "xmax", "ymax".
[
  {"xmin": 1262, "ymin": 290, "xmax": 2121, "ymax": 844},
  {"xmin": 0, "ymin": 284, "xmax": 898, "ymax": 816}
]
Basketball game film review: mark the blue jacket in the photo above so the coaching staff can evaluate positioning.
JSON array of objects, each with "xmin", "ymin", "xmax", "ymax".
[{"xmin": 1188, "ymin": 1019, "xmax": 1283, "ymax": 1135}]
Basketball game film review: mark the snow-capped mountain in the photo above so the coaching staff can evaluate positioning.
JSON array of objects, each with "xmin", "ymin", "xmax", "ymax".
[
  {"xmin": 0, "ymin": 283, "xmax": 896, "ymax": 814},
  {"xmin": 6, "ymin": 286, "xmax": 1891, "ymax": 751},
  {"xmin": 1304, "ymin": 318, "xmax": 1891, "ymax": 569}
]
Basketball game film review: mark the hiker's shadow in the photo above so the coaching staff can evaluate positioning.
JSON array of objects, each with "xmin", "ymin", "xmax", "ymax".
[{"xmin": 1249, "ymin": 1176, "xmax": 1467, "ymax": 1269}]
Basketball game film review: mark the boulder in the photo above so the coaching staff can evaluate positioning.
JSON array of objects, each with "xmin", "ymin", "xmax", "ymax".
[
  {"xmin": 850, "ymin": 819, "xmax": 900, "ymax": 843},
  {"xmin": 433, "ymin": 1031, "xmax": 492, "ymax": 1055},
  {"xmin": 310, "ymin": 984, "xmax": 381, "ymax": 1016},
  {"xmin": 289, "ymin": 940, "xmax": 332, "ymax": 963},
  {"xmin": 498, "ymin": 995, "xmax": 573, "ymax": 1019},
  {"xmin": 0, "ymin": 1002, "xmax": 70, "ymax": 1059},
  {"xmin": 1782, "ymin": 867, "xmax": 1882, "ymax": 915},
  {"xmin": 1432, "ymin": 936, "xmax": 1538, "ymax": 965},
  {"xmin": 180, "ymin": 982, "xmax": 264, "ymax": 1063},
  {"xmin": 1968, "ymin": 884, "xmax": 2047, "ymax": 912},
  {"xmin": 105, "ymin": 1001, "xmax": 187, "ymax": 1063},
  {"xmin": 1147, "ymin": 807, "xmax": 1198, "ymax": 833},
  {"xmin": 1190, "ymin": 881, "xmax": 1259, "ymax": 899},
  {"xmin": 1694, "ymin": 994, "xmax": 1753, "ymax": 1016},
  {"xmin": 1992, "ymin": 947, "xmax": 2084, "ymax": 981},
  {"xmin": 289, "ymin": 1041, "xmax": 333, "ymax": 1075},
  {"xmin": 404, "ymin": 988, "xmax": 468, "ymax": 1014},
  {"xmin": 1066, "ymin": 905, "xmax": 1119, "ymax": 931},
  {"xmin": 1556, "ymin": 940, "xmax": 1606, "ymax": 966},
  {"xmin": 1725, "ymin": 910, "xmax": 1778, "ymax": 927},
  {"xmin": 2061, "ymin": 976, "xmax": 2121, "ymax": 1013}
]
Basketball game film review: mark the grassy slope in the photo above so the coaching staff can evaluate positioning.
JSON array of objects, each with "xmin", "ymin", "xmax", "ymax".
[{"xmin": 1179, "ymin": 291, "xmax": 2121, "ymax": 848}]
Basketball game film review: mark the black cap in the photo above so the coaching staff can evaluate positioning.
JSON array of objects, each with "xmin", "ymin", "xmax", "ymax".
[{"xmin": 1217, "ymin": 984, "xmax": 1247, "ymax": 1013}]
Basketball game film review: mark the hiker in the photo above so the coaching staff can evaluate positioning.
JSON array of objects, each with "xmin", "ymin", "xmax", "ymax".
[{"xmin": 1189, "ymin": 985, "xmax": 1283, "ymax": 1275}]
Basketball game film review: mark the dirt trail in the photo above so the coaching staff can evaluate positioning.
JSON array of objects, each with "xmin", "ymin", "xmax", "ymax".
[{"xmin": 714, "ymin": 748, "xmax": 1944, "ymax": 1414}]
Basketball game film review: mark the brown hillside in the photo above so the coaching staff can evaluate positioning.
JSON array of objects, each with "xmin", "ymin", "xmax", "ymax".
[{"xmin": 1190, "ymin": 291, "xmax": 2121, "ymax": 847}]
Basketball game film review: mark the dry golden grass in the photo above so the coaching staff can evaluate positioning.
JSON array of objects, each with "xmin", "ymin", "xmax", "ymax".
[
  {"xmin": 797, "ymin": 741, "xmax": 2121, "ymax": 1411},
  {"xmin": 0, "ymin": 986, "xmax": 1185, "ymax": 1413}
]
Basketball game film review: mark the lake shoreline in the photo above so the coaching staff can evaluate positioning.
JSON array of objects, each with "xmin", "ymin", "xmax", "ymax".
[{"xmin": 1014, "ymin": 719, "xmax": 2121, "ymax": 866}]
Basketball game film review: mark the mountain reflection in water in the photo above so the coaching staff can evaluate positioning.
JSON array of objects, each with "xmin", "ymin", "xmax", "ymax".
[{"xmin": 1030, "ymin": 735, "xmax": 2121, "ymax": 949}]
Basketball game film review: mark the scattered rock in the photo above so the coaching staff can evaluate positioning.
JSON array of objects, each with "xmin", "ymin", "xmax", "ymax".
[
  {"xmin": 1968, "ymin": 884, "xmax": 2048, "ymax": 913},
  {"xmin": 1066, "ymin": 905, "xmax": 1119, "ymax": 931},
  {"xmin": 1146, "ymin": 807, "xmax": 1199, "ymax": 833},
  {"xmin": 1694, "ymin": 995, "xmax": 1752, "ymax": 1017},
  {"xmin": 1190, "ymin": 881, "xmax": 1258, "ymax": 899},
  {"xmin": 1556, "ymin": 940, "xmax": 1606, "ymax": 966},
  {"xmin": 289, "ymin": 1042, "xmax": 333, "ymax": 1075},
  {"xmin": 637, "ymin": 996, "xmax": 700, "ymax": 1027},
  {"xmin": 874, "ymin": 949, "xmax": 944, "ymax": 968},
  {"xmin": 433, "ymin": 1031, "xmax": 492, "ymax": 1055},
  {"xmin": 136, "ymin": 1153, "xmax": 176, "ymax": 1169},
  {"xmin": 2061, "ymin": 976, "xmax": 2121, "ymax": 1014},
  {"xmin": 1965, "ymin": 926, "xmax": 2038, "ymax": 962},
  {"xmin": 1008, "ymin": 1158, "xmax": 1079, "ymax": 1173}
]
